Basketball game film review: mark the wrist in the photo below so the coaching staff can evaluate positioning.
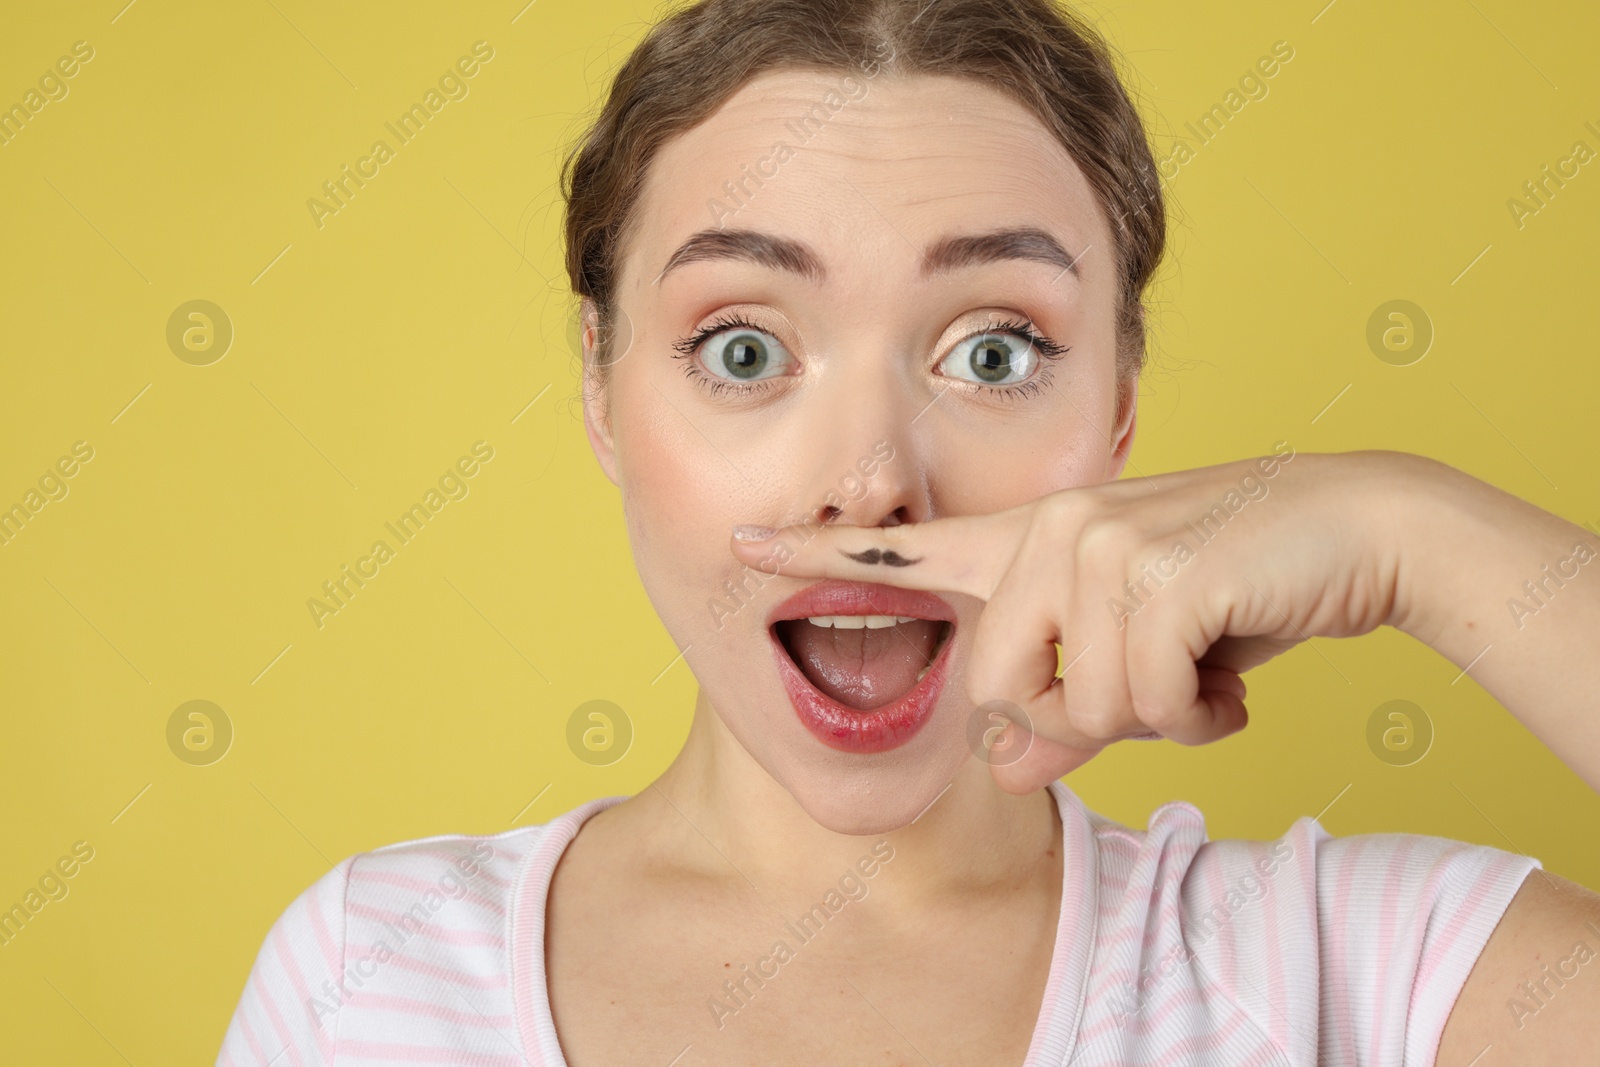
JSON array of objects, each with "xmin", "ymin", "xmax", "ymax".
[
  {"xmin": 1375, "ymin": 451, "xmax": 1477, "ymax": 648},
  {"xmin": 1381, "ymin": 452, "xmax": 1585, "ymax": 659}
]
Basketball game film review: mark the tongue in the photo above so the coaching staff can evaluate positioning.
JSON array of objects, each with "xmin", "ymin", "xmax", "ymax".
[{"xmin": 777, "ymin": 619, "xmax": 942, "ymax": 711}]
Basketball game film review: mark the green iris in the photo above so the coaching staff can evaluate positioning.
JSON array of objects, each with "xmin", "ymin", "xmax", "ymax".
[
  {"xmin": 970, "ymin": 336, "xmax": 1020, "ymax": 382},
  {"xmin": 721, "ymin": 333, "xmax": 769, "ymax": 379}
]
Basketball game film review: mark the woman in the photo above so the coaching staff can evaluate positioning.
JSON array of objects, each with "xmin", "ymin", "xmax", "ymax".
[{"xmin": 217, "ymin": 0, "xmax": 1600, "ymax": 1062}]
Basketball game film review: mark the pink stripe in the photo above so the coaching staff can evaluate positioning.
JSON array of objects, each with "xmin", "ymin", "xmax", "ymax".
[
  {"xmin": 1203, "ymin": 845, "xmax": 1232, "ymax": 992},
  {"xmin": 1097, "ymin": 962, "xmax": 1180, "ymax": 988},
  {"xmin": 385, "ymin": 845, "xmax": 520, "ymax": 866},
  {"xmin": 382, "ymin": 951, "xmax": 508, "ymax": 990},
  {"xmin": 1022, "ymin": 783, "xmax": 1094, "ymax": 1066},
  {"xmin": 333, "ymin": 1039, "xmax": 524, "ymax": 1065},
  {"xmin": 1327, "ymin": 834, "xmax": 1366, "ymax": 1064},
  {"xmin": 1366, "ymin": 835, "xmax": 1418, "ymax": 1064},
  {"xmin": 307, "ymin": 869, "xmax": 346, "ymax": 988},
  {"xmin": 272, "ymin": 918, "xmax": 335, "ymax": 1062},
  {"xmin": 513, "ymin": 823, "xmax": 581, "ymax": 1067},
  {"xmin": 1096, "ymin": 918, "xmax": 1194, "ymax": 984},
  {"xmin": 349, "ymin": 870, "xmax": 507, "ymax": 915},
  {"xmin": 1098, "ymin": 861, "xmax": 1133, "ymax": 888},
  {"xmin": 1261, "ymin": 835, "xmax": 1285, "ymax": 1051},
  {"xmin": 1109, "ymin": 858, "xmax": 1231, "ymax": 1035},
  {"xmin": 237, "ymin": 1004, "xmax": 268, "ymax": 1063},
  {"xmin": 1408, "ymin": 844, "xmax": 1479, "ymax": 992},
  {"xmin": 1141, "ymin": 999, "xmax": 1250, "ymax": 1061},
  {"xmin": 1079, "ymin": 979, "xmax": 1207, "ymax": 1041},
  {"xmin": 255, "ymin": 975, "xmax": 307, "ymax": 1067},
  {"xmin": 472, "ymin": 867, "xmax": 512, "ymax": 891},
  {"xmin": 1411, "ymin": 856, "xmax": 1535, "ymax": 1061},
  {"xmin": 1092, "ymin": 916, "xmax": 1176, "ymax": 957},
  {"xmin": 343, "ymin": 990, "xmax": 513, "ymax": 1028},
  {"xmin": 1236, "ymin": 1035, "xmax": 1290, "ymax": 1067},
  {"xmin": 346, "ymin": 902, "xmax": 504, "ymax": 946},
  {"xmin": 1097, "ymin": 895, "xmax": 1131, "ymax": 918},
  {"xmin": 512, "ymin": 794, "xmax": 631, "ymax": 1067},
  {"xmin": 1297, "ymin": 822, "xmax": 1320, "ymax": 1050}
]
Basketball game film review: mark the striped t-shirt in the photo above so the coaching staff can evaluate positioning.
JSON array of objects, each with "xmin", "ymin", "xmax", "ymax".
[{"xmin": 215, "ymin": 780, "xmax": 1539, "ymax": 1066}]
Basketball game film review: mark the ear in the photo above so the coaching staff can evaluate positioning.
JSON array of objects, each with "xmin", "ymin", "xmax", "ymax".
[
  {"xmin": 579, "ymin": 297, "xmax": 620, "ymax": 486},
  {"xmin": 1106, "ymin": 368, "xmax": 1139, "ymax": 481}
]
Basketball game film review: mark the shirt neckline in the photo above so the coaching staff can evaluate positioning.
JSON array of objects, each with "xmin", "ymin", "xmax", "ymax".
[{"xmin": 509, "ymin": 780, "xmax": 1097, "ymax": 1067}]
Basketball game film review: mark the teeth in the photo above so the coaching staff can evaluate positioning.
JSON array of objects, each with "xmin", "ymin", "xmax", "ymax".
[
  {"xmin": 791, "ymin": 618, "xmax": 952, "ymax": 687},
  {"xmin": 916, "ymin": 621, "xmax": 953, "ymax": 683},
  {"xmin": 803, "ymin": 614, "xmax": 917, "ymax": 629}
]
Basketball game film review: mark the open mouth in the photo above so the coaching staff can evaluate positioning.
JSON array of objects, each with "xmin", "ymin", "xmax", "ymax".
[
  {"xmin": 773, "ymin": 615, "xmax": 955, "ymax": 710},
  {"xmin": 766, "ymin": 580, "xmax": 959, "ymax": 754}
]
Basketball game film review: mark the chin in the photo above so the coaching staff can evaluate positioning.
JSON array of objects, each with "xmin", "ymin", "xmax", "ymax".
[
  {"xmin": 715, "ymin": 680, "xmax": 979, "ymax": 837},
  {"xmin": 781, "ymin": 751, "xmax": 973, "ymax": 836}
]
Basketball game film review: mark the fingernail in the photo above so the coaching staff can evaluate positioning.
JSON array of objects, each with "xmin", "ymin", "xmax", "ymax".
[{"xmin": 732, "ymin": 524, "xmax": 777, "ymax": 543}]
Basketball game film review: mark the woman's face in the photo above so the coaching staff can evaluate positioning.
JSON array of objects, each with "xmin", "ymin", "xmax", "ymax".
[{"xmin": 582, "ymin": 69, "xmax": 1136, "ymax": 833}]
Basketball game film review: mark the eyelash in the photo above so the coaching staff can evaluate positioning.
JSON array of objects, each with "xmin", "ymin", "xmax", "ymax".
[{"xmin": 669, "ymin": 314, "xmax": 1070, "ymax": 402}]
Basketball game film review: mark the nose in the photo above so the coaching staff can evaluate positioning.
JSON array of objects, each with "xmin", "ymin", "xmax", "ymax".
[{"xmin": 800, "ymin": 397, "xmax": 929, "ymax": 532}]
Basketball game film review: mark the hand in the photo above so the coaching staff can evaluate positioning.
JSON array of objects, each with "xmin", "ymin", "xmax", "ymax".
[{"xmin": 729, "ymin": 447, "xmax": 1413, "ymax": 792}]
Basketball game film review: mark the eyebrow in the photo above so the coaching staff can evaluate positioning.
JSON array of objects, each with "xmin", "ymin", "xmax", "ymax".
[
  {"xmin": 657, "ymin": 229, "xmax": 827, "ymax": 285},
  {"xmin": 924, "ymin": 227, "xmax": 1084, "ymax": 280},
  {"xmin": 653, "ymin": 225, "xmax": 1083, "ymax": 285}
]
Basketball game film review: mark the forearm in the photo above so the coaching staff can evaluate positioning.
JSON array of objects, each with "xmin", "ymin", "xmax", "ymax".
[{"xmin": 1386, "ymin": 452, "xmax": 1600, "ymax": 791}]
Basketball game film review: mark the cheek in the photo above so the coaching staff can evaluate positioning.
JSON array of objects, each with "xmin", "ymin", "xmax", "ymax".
[
  {"xmin": 930, "ymin": 437, "xmax": 1106, "ymax": 518},
  {"xmin": 930, "ymin": 386, "xmax": 1122, "ymax": 513},
  {"xmin": 611, "ymin": 378, "xmax": 761, "ymax": 628}
]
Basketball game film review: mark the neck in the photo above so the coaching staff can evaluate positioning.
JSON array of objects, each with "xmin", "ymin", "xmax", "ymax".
[{"xmin": 644, "ymin": 686, "xmax": 1061, "ymax": 903}]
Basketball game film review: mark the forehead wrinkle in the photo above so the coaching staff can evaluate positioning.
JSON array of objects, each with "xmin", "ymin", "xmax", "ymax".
[
  {"xmin": 623, "ymin": 73, "xmax": 1108, "ymax": 297},
  {"xmin": 685, "ymin": 71, "xmax": 1053, "ymax": 147}
]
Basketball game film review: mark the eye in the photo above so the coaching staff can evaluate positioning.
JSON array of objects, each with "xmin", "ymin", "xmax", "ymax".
[
  {"xmin": 937, "ymin": 320, "xmax": 1066, "ymax": 387},
  {"xmin": 691, "ymin": 326, "xmax": 790, "ymax": 383}
]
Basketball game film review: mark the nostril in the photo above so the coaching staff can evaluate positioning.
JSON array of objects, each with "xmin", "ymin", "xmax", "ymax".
[{"xmin": 813, "ymin": 504, "xmax": 910, "ymax": 526}]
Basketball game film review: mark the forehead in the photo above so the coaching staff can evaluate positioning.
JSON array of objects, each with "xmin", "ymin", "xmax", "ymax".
[{"xmin": 620, "ymin": 69, "xmax": 1112, "ymax": 296}]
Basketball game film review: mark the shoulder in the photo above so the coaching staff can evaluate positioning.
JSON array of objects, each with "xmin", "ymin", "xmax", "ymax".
[
  {"xmin": 1437, "ymin": 866, "xmax": 1600, "ymax": 1063},
  {"xmin": 293, "ymin": 823, "xmax": 551, "ymax": 943},
  {"xmin": 1079, "ymin": 798, "xmax": 1543, "ymax": 1066},
  {"xmin": 215, "ymin": 824, "xmax": 548, "ymax": 1066},
  {"xmin": 347, "ymin": 824, "xmax": 545, "ymax": 911}
]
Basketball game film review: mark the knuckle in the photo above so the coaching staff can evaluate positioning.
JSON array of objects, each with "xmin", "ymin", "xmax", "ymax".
[
  {"xmin": 1064, "ymin": 699, "xmax": 1127, "ymax": 742},
  {"xmin": 1028, "ymin": 491, "xmax": 1082, "ymax": 544},
  {"xmin": 1075, "ymin": 513, "xmax": 1140, "ymax": 569},
  {"xmin": 1131, "ymin": 696, "xmax": 1185, "ymax": 733}
]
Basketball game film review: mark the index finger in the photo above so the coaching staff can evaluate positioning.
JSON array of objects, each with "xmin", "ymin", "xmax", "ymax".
[{"xmin": 727, "ymin": 506, "xmax": 1032, "ymax": 602}]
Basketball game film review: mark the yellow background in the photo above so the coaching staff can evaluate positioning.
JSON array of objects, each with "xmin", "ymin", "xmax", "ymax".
[{"xmin": 2, "ymin": 0, "xmax": 1597, "ymax": 1060}]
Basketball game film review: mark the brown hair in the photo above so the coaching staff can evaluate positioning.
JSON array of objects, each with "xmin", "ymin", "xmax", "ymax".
[{"xmin": 562, "ymin": 0, "xmax": 1165, "ymax": 392}]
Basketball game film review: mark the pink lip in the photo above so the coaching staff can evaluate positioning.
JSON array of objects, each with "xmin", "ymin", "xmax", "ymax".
[{"xmin": 767, "ymin": 579, "xmax": 957, "ymax": 754}]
